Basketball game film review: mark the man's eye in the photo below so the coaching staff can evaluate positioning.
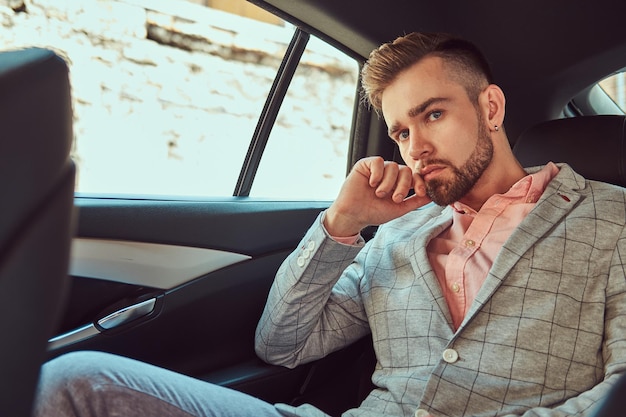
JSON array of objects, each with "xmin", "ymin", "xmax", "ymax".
[
  {"xmin": 428, "ymin": 110, "xmax": 442, "ymax": 121},
  {"xmin": 398, "ymin": 130, "xmax": 409, "ymax": 141}
]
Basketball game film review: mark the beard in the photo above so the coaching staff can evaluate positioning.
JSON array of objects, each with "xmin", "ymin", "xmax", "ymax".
[{"xmin": 425, "ymin": 114, "xmax": 494, "ymax": 206}]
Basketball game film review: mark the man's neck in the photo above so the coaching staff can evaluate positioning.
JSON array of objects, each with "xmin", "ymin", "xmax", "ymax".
[{"xmin": 458, "ymin": 163, "xmax": 527, "ymax": 212}]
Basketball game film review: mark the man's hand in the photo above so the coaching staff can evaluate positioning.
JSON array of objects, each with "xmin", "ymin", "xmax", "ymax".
[{"xmin": 324, "ymin": 156, "xmax": 431, "ymax": 237}]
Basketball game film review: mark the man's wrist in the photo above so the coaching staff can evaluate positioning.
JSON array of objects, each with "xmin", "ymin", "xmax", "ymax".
[{"xmin": 323, "ymin": 208, "xmax": 363, "ymax": 238}]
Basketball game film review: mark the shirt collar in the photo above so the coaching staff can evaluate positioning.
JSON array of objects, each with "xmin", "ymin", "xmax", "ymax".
[{"xmin": 451, "ymin": 162, "xmax": 560, "ymax": 215}]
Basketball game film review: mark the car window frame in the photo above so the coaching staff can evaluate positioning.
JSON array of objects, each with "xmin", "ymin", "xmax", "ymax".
[
  {"xmin": 234, "ymin": 28, "xmax": 310, "ymax": 197},
  {"xmin": 234, "ymin": 22, "xmax": 366, "ymax": 198}
]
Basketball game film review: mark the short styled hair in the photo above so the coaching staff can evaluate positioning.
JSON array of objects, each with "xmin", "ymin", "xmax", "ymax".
[{"xmin": 361, "ymin": 32, "xmax": 494, "ymax": 111}]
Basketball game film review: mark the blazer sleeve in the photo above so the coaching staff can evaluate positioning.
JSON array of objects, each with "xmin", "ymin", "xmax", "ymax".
[{"xmin": 255, "ymin": 211, "xmax": 371, "ymax": 368}]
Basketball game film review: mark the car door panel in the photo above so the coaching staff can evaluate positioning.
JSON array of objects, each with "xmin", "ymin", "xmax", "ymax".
[
  {"xmin": 46, "ymin": 197, "xmax": 374, "ymax": 413},
  {"xmin": 70, "ymin": 238, "xmax": 251, "ymax": 289}
]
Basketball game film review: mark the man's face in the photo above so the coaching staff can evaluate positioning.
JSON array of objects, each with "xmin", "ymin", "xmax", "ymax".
[{"xmin": 381, "ymin": 56, "xmax": 493, "ymax": 206}]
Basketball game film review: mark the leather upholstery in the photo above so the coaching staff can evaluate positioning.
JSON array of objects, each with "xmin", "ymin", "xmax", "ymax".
[
  {"xmin": 0, "ymin": 48, "xmax": 75, "ymax": 417},
  {"xmin": 513, "ymin": 115, "xmax": 626, "ymax": 187}
]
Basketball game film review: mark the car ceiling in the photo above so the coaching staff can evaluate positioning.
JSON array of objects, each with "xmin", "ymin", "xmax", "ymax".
[{"xmin": 252, "ymin": 0, "xmax": 626, "ymax": 141}]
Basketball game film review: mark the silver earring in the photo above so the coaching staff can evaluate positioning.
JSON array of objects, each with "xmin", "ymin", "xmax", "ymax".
[{"xmin": 494, "ymin": 125, "xmax": 499, "ymax": 131}]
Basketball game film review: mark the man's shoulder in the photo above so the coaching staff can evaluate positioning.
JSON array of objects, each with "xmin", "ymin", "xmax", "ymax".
[
  {"xmin": 585, "ymin": 178, "xmax": 626, "ymax": 194},
  {"xmin": 551, "ymin": 163, "xmax": 626, "ymax": 197}
]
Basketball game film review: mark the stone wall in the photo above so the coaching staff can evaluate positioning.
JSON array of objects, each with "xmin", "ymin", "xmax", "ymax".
[{"xmin": 0, "ymin": 0, "xmax": 357, "ymax": 197}]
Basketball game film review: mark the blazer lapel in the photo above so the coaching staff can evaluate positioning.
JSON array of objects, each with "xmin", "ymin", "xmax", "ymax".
[
  {"xmin": 459, "ymin": 164, "xmax": 585, "ymax": 329},
  {"xmin": 408, "ymin": 206, "xmax": 456, "ymax": 328}
]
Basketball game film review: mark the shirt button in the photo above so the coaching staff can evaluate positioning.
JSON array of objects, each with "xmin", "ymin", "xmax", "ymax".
[
  {"xmin": 415, "ymin": 409, "xmax": 430, "ymax": 417},
  {"xmin": 465, "ymin": 239, "xmax": 475, "ymax": 247},
  {"xmin": 297, "ymin": 256, "xmax": 305, "ymax": 267},
  {"xmin": 442, "ymin": 348, "xmax": 459, "ymax": 363},
  {"xmin": 306, "ymin": 241, "xmax": 315, "ymax": 251},
  {"xmin": 451, "ymin": 283, "xmax": 460, "ymax": 293},
  {"xmin": 302, "ymin": 249, "xmax": 311, "ymax": 259}
]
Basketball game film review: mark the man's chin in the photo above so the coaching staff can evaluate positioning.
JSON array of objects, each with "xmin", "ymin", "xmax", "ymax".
[
  {"xmin": 426, "ymin": 189, "xmax": 453, "ymax": 207},
  {"xmin": 426, "ymin": 181, "xmax": 465, "ymax": 207}
]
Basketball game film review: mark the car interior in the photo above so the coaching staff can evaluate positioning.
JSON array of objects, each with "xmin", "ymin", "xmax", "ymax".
[
  {"xmin": 513, "ymin": 115, "xmax": 626, "ymax": 187},
  {"xmin": 3, "ymin": 0, "xmax": 626, "ymax": 416}
]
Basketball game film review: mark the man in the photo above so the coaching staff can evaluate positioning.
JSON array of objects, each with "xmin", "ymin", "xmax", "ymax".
[
  {"xmin": 34, "ymin": 32, "xmax": 626, "ymax": 417},
  {"xmin": 254, "ymin": 32, "xmax": 626, "ymax": 417}
]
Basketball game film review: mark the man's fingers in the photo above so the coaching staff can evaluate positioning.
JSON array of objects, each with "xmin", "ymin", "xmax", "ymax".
[
  {"xmin": 412, "ymin": 170, "xmax": 427, "ymax": 197},
  {"xmin": 353, "ymin": 157, "xmax": 387, "ymax": 188},
  {"xmin": 330, "ymin": 157, "xmax": 432, "ymax": 234},
  {"xmin": 365, "ymin": 157, "xmax": 386, "ymax": 188},
  {"xmin": 375, "ymin": 162, "xmax": 400, "ymax": 197},
  {"xmin": 391, "ymin": 165, "xmax": 416, "ymax": 202},
  {"xmin": 359, "ymin": 158, "xmax": 428, "ymax": 203}
]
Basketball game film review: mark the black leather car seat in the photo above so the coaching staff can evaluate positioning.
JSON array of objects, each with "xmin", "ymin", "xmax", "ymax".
[
  {"xmin": 513, "ymin": 115, "xmax": 626, "ymax": 186},
  {"xmin": 0, "ymin": 48, "xmax": 75, "ymax": 417}
]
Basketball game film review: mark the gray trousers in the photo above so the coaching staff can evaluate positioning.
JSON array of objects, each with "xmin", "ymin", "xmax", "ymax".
[{"xmin": 32, "ymin": 351, "xmax": 286, "ymax": 417}]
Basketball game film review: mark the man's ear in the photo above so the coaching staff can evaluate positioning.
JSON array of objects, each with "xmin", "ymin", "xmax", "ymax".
[{"xmin": 481, "ymin": 84, "xmax": 506, "ymax": 131}]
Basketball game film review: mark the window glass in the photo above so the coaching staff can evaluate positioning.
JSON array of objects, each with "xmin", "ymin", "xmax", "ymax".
[
  {"xmin": 1, "ymin": 0, "xmax": 357, "ymax": 199},
  {"xmin": 2, "ymin": 0, "xmax": 286, "ymax": 197},
  {"xmin": 251, "ymin": 35, "xmax": 358, "ymax": 200},
  {"xmin": 599, "ymin": 71, "xmax": 626, "ymax": 112}
]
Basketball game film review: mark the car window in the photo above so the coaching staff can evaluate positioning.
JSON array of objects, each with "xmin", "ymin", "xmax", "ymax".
[
  {"xmin": 598, "ymin": 71, "xmax": 626, "ymax": 112},
  {"xmin": 1, "ymin": 0, "xmax": 358, "ymax": 200},
  {"xmin": 567, "ymin": 73, "xmax": 625, "ymax": 117},
  {"xmin": 251, "ymin": 35, "xmax": 357, "ymax": 200}
]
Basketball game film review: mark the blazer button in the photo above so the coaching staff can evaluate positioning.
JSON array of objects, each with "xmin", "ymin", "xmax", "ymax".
[
  {"xmin": 442, "ymin": 348, "xmax": 459, "ymax": 363},
  {"xmin": 415, "ymin": 409, "xmax": 430, "ymax": 417},
  {"xmin": 297, "ymin": 256, "xmax": 305, "ymax": 267}
]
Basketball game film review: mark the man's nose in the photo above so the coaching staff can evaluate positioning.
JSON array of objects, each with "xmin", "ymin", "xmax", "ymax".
[{"xmin": 408, "ymin": 131, "xmax": 430, "ymax": 160}]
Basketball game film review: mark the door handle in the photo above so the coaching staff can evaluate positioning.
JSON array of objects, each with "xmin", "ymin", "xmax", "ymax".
[
  {"xmin": 97, "ymin": 298, "xmax": 157, "ymax": 330},
  {"xmin": 49, "ymin": 297, "xmax": 159, "ymax": 350}
]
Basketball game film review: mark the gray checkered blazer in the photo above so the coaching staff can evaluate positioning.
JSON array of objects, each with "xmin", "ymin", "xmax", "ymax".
[{"xmin": 255, "ymin": 164, "xmax": 626, "ymax": 417}]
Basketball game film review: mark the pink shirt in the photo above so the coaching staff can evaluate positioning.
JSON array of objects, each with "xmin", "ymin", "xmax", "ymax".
[
  {"xmin": 427, "ymin": 163, "xmax": 559, "ymax": 329},
  {"xmin": 329, "ymin": 163, "xmax": 560, "ymax": 330}
]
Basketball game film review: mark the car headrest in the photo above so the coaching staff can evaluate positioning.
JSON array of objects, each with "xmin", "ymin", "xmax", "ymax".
[
  {"xmin": 0, "ymin": 48, "xmax": 74, "ymax": 252},
  {"xmin": 513, "ymin": 115, "xmax": 626, "ymax": 187}
]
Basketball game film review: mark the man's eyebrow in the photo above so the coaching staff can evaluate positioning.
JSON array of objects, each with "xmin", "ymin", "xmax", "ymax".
[
  {"xmin": 408, "ymin": 97, "xmax": 450, "ymax": 118},
  {"xmin": 388, "ymin": 122, "xmax": 401, "ymax": 138},
  {"xmin": 388, "ymin": 97, "xmax": 450, "ymax": 137}
]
